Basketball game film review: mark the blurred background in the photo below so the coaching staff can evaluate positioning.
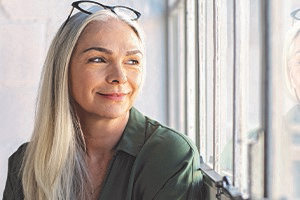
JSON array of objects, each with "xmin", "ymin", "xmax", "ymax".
[{"xmin": 1, "ymin": 0, "xmax": 300, "ymax": 199}]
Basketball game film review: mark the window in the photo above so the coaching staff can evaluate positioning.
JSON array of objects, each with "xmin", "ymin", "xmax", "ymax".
[{"xmin": 167, "ymin": 0, "xmax": 300, "ymax": 199}]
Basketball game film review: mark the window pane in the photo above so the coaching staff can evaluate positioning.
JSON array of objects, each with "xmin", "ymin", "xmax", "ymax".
[
  {"xmin": 234, "ymin": 0, "xmax": 264, "ymax": 197},
  {"xmin": 185, "ymin": 0, "xmax": 197, "ymax": 142},
  {"xmin": 278, "ymin": 1, "xmax": 300, "ymax": 199},
  {"xmin": 167, "ymin": 2, "xmax": 186, "ymax": 133},
  {"xmin": 214, "ymin": 0, "xmax": 234, "ymax": 178},
  {"xmin": 203, "ymin": 0, "xmax": 215, "ymax": 169}
]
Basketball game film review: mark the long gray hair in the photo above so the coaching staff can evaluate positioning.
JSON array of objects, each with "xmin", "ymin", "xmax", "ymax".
[{"xmin": 22, "ymin": 8, "xmax": 143, "ymax": 200}]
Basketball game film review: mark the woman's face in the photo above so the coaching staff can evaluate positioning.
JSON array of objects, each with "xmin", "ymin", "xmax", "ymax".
[
  {"xmin": 289, "ymin": 33, "xmax": 300, "ymax": 100},
  {"xmin": 69, "ymin": 18, "xmax": 144, "ymax": 120}
]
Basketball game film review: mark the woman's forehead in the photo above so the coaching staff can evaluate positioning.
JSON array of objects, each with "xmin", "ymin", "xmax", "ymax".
[
  {"xmin": 80, "ymin": 19, "xmax": 141, "ymax": 42},
  {"xmin": 74, "ymin": 18, "xmax": 144, "ymax": 54},
  {"xmin": 83, "ymin": 18, "xmax": 134, "ymax": 36}
]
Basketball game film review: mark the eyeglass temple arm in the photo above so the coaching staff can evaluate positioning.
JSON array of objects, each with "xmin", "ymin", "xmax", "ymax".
[{"xmin": 62, "ymin": 7, "xmax": 75, "ymax": 29}]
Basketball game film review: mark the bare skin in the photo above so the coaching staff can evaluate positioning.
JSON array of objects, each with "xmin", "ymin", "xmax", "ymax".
[{"xmin": 83, "ymin": 113, "xmax": 128, "ymax": 198}]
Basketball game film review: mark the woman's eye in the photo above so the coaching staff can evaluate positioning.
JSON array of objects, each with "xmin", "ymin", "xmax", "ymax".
[
  {"xmin": 127, "ymin": 60, "xmax": 139, "ymax": 65},
  {"xmin": 88, "ymin": 57, "xmax": 105, "ymax": 63}
]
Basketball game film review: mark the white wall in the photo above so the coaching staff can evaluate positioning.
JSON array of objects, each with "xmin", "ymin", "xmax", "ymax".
[{"xmin": 0, "ymin": 0, "xmax": 167, "ymax": 196}]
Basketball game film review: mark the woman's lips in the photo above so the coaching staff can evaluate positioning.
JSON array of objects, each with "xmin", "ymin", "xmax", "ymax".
[{"xmin": 97, "ymin": 92, "xmax": 128, "ymax": 101}]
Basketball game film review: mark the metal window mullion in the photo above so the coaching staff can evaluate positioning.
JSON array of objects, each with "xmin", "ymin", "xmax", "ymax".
[
  {"xmin": 261, "ymin": 0, "xmax": 269, "ymax": 198},
  {"xmin": 204, "ymin": 0, "xmax": 215, "ymax": 167},
  {"xmin": 167, "ymin": 13, "xmax": 178, "ymax": 129},
  {"xmin": 214, "ymin": 0, "xmax": 222, "ymax": 173},
  {"xmin": 212, "ymin": 0, "xmax": 217, "ymax": 171},
  {"xmin": 184, "ymin": 0, "xmax": 188, "ymax": 136},
  {"xmin": 166, "ymin": 12, "xmax": 173, "ymax": 127},
  {"xmin": 179, "ymin": 2, "xmax": 186, "ymax": 133},
  {"xmin": 232, "ymin": 0, "xmax": 237, "ymax": 187},
  {"xmin": 166, "ymin": 0, "xmax": 170, "ymax": 127},
  {"xmin": 195, "ymin": 0, "xmax": 200, "ymax": 150}
]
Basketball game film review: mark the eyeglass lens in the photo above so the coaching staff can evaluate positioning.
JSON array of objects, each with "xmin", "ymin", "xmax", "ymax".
[
  {"xmin": 77, "ymin": 2, "xmax": 106, "ymax": 13},
  {"xmin": 291, "ymin": 9, "xmax": 300, "ymax": 20},
  {"xmin": 113, "ymin": 7, "xmax": 139, "ymax": 20}
]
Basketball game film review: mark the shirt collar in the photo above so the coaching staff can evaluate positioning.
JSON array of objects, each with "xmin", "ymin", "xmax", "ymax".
[{"xmin": 115, "ymin": 107, "xmax": 146, "ymax": 157}]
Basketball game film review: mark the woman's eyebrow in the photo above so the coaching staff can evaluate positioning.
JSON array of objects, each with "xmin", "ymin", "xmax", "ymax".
[
  {"xmin": 126, "ymin": 50, "xmax": 143, "ymax": 56},
  {"xmin": 82, "ymin": 47, "xmax": 143, "ymax": 56},
  {"xmin": 82, "ymin": 47, "xmax": 113, "ymax": 54}
]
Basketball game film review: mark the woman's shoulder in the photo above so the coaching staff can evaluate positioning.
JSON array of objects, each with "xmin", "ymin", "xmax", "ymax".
[
  {"xmin": 130, "ymin": 108, "xmax": 198, "ymax": 154},
  {"xmin": 8, "ymin": 143, "xmax": 28, "ymax": 172},
  {"xmin": 143, "ymin": 116, "xmax": 199, "ymax": 158},
  {"xmin": 139, "ymin": 118, "xmax": 200, "ymax": 166},
  {"xmin": 10, "ymin": 143, "xmax": 28, "ymax": 159}
]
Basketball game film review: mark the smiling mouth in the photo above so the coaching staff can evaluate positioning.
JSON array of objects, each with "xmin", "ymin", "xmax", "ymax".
[{"xmin": 97, "ymin": 92, "xmax": 128, "ymax": 101}]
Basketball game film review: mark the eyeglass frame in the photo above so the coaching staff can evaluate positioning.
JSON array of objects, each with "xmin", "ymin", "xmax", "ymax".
[
  {"xmin": 291, "ymin": 8, "xmax": 300, "ymax": 20},
  {"xmin": 64, "ymin": 0, "xmax": 141, "ymax": 26}
]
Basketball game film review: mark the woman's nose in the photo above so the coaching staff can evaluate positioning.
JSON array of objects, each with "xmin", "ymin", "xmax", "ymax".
[{"xmin": 106, "ymin": 63, "xmax": 127, "ymax": 84}]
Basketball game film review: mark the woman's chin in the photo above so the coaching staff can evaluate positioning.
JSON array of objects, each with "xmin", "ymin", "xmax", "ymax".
[{"xmin": 95, "ymin": 105, "xmax": 131, "ymax": 120}]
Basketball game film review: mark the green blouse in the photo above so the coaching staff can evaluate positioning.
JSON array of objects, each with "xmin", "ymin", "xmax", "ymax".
[{"xmin": 3, "ymin": 107, "xmax": 203, "ymax": 200}]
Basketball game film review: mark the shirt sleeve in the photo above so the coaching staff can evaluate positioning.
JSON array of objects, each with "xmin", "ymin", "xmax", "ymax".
[{"xmin": 152, "ymin": 151, "xmax": 203, "ymax": 200}]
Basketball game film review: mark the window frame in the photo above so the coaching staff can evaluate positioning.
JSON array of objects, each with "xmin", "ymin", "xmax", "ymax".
[{"xmin": 166, "ymin": 0, "xmax": 267, "ymax": 199}]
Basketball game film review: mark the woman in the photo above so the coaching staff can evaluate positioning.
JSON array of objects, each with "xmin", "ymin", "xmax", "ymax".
[{"xmin": 3, "ymin": 1, "xmax": 202, "ymax": 199}]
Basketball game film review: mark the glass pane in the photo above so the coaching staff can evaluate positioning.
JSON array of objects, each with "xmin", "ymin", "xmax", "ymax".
[
  {"xmin": 185, "ymin": 0, "xmax": 197, "ymax": 142},
  {"xmin": 281, "ymin": 1, "xmax": 300, "ymax": 199},
  {"xmin": 167, "ymin": 1, "xmax": 186, "ymax": 133},
  {"xmin": 204, "ymin": 0, "xmax": 215, "ymax": 169},
  {"xmin": 269, "ymin": 0, "xmax": 300, "ymax": 199},
  {"xmin": 198, "ymin": 0, "xmax": 209, "ymax": 165},
  {"xmin": 235, "ymin": 0, "xmax": 264, "ymax": 198},
  {"xmin": 214, "ymin": 0, "xmax": 234, "ymax": 179}
]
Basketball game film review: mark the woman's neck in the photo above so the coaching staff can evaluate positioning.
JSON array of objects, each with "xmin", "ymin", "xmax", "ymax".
[{"xmin": 81, "ymin": 112, "xmax": 129, "ymax": 157}]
